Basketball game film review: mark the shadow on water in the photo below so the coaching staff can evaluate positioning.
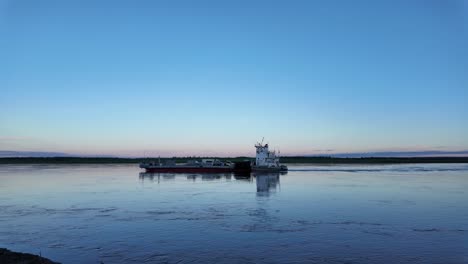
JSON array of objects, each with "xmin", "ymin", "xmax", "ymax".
[{"xmin": 139, "ymin": 171, "xmax": 286, "ymax": 195}]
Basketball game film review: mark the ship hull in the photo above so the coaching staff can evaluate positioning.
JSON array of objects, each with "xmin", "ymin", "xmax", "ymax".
[
  {"xmin": 252, "ymin": 165, "xmax": 288, "ymax": 172},
  {"xmin": 144, "ymin": 166, "xmax": 233, "ymax": 173}
]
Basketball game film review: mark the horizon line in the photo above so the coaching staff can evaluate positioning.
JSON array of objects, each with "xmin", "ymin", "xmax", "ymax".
[{"xmin": 1, "ymin": 150, "xmax": 468, "ymax": 158}]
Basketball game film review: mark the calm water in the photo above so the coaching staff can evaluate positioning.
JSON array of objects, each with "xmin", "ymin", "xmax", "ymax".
[{"xmin": 1, "ymin": 164, "xmax": 467, "ymax": 263}]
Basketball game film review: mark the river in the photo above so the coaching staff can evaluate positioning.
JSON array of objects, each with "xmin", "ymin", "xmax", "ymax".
[{"xmin": 0, "ymin": 164, "xmax": 467, "ymax": 263}]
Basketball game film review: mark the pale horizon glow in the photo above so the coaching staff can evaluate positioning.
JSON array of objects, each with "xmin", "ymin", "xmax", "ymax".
[{"xmin": 1, "ymin": 0, "xmax": 467, "ymax": 156}]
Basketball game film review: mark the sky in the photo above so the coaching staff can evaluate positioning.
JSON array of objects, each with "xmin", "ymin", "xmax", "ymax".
[{"xmin": 1, "ymin": 0, "xmax": 467, "ymax": 157}]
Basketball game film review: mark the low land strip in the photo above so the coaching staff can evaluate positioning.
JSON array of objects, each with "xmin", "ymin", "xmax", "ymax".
[{"xmin": 1, "ymin": 156, "xmax": 467, "ymax": 164}]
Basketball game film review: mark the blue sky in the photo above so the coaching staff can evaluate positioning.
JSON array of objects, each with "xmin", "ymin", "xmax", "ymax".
[{"xmin": 1, "ymin": 0, "xmax": 467, "ymax": 157}]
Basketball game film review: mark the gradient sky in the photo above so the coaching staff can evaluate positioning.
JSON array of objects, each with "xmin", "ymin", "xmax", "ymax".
[{"xmin": 1, "ymin": 0, "xmax": 467, "ymax": 157}]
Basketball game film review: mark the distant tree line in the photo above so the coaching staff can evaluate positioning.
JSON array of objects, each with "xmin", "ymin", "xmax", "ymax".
[{"xmin": 0, "ymin": 156, "xmax": 467, "ymax": 164}]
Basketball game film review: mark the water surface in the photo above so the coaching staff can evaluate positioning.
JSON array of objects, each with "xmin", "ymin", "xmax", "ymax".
[{"xmin": 0, "ymin": 164, "xmax": 467, "ymax": 263}]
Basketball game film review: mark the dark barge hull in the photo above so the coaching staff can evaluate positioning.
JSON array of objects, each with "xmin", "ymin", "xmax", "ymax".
[
  {"xmin": 144, "ymin": 167, "xmax": 234, "ymax": 173},
  {"xmin": 141, "ymin": 161, "xmax": 253, "ymax": 174}
]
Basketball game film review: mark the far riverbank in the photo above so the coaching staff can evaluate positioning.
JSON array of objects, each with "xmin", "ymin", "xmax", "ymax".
[{"xmin": 1, "ymin": 156, "xmax": 467, "ymax": 164}]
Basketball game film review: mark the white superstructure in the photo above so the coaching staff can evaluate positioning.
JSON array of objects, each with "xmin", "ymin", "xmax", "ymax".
[{"xmin": 255, "ymin": 142, "xmax": 280, "ymax": 168}]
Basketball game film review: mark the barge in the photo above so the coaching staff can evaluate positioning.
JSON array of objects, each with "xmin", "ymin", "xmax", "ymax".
[
  {"xmin": 139, "ymin": 139, "xmax": 287, "ymax": 173},
  {"xmin": 140, "ymin": 159, "xmax": 234, "ymax": 173}
]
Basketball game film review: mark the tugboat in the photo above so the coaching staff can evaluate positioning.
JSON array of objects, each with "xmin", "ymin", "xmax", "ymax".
[{"xmin": 252, "ymin": 139, "xmax": 288, "ymax": 172}]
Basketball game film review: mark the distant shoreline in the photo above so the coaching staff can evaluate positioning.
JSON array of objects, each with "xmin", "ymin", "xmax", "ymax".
[{"xmin": 1, "ymin": 156, "xmax": 467, "ymax": 164}]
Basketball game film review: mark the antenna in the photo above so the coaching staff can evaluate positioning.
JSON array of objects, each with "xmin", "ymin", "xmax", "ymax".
[{"xmin": 261, "ymin": 137, "xmax": 264, "ymax": 145}]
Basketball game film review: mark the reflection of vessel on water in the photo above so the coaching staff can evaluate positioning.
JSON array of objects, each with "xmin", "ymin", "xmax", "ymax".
[
  {"xmin": 201, "ymin": 174, "xmax": 224, "ymax": 181},
  {"xmin": 233, "ymin": 173, "xmax": 253, "ymax": 182},
  {"xmin": 139, "ymin": 171, "xmax": 280, "ymax": 193},
  {"xmin": 139, "ymin": 172, "xmax": 233, "ymax": 182},
  {"xmin": 255, "ymin": 173, "xmax": 280, "ymax": 193},
  {"xmin": 233, "ymin": 167, "xmax": 252, "ymax": 180},
  {"xmin": 139, "ymin": 172, "xmax": 176, "ymax": 182}
]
